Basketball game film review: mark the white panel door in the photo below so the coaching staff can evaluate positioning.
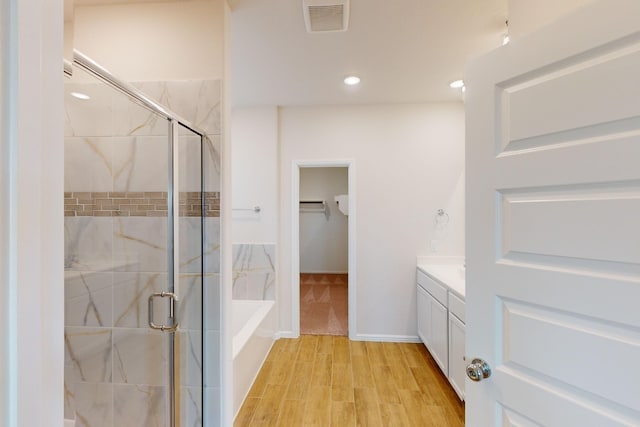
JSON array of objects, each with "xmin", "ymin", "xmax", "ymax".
[{"xmin": 465, "ymin": 0, "xmax": 640, "ymax": 425}]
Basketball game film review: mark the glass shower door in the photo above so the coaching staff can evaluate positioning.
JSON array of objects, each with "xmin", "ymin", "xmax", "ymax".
[
  {"xmin": 64, "ymin": 63, "xmax": 204, "ymax": 427},
  {"xmin": 174, "ymin": 123, "xmax": 205, "ymax": 426}
]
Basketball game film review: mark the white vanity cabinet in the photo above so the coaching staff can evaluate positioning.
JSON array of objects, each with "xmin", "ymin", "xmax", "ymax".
[
  {"xmin": 416, "ymin": 269, "xmax": 449, "ymax": 375},
  {"xmin": 417, "ymin": 264, "xmax": 466, "ymax": 401},
  {"xmin": 448, "ymin": 292, "xmax": 466, "ymax": 401}
]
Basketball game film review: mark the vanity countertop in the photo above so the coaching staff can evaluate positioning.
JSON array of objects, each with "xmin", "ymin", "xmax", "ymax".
[{"xmin": 417, "ymin": 263, "xmax": 465, "ymax": 299}]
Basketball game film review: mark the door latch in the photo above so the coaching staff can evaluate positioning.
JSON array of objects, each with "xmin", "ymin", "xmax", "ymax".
[{"xmin": 466, "ymin": 358, "xmax": 492, "ymax": 382}]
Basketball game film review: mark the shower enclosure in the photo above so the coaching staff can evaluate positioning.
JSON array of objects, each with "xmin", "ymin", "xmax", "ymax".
[{"xmin": 63, "ymin": 51, "xmax": 221, "ymax": 426}]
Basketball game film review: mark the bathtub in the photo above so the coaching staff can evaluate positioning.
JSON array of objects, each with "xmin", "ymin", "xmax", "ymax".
[{"xmin": 232, "ymin": 299, "xmax": 276, "ymax": 417}]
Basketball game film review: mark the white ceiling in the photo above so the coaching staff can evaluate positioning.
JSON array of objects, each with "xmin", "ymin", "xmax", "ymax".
[
  {"xmin": 74, "ymin": 0, "xmax": 509, "ymax": 106},
  {"xmin": 230, "ymin": 0, "xmax": 508, "ymax": 106}
]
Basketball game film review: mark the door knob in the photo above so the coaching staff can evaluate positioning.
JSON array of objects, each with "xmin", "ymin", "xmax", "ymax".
[{"xmin": 466, "ymin": 358, "xmax": 491, "ymax": 382}]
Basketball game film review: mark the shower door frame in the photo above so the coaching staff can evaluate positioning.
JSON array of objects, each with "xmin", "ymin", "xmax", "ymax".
[{"xmin": 71, "ymin": 49, "xmax": 207, "ymax": 427}]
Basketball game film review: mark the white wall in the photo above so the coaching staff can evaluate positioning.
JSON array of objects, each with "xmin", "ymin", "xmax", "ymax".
[
  {"xmin": 231, "ymin": 106, "xmax": 279, "ymax": 243},
  {"xmin": 279, "ymin": 103, "xmax": 465, "ymax": 338},
  {"xmin": 4, "ymin": 0, "xmax": 64, "ymax": 425},
  {"xmin": 508, "ymin": 0, "xmax": 596, "ymax": 40},
  {"xmin": 74, "ymin": 0, "xmax": 224, "ymax": 80},
  {"xmin": 299, "ymin": 167, "xmax": 348, "ymax": 273}
]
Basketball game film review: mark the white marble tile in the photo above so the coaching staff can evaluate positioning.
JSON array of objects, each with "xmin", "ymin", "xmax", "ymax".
[
  {"xmin": 64, "ymin": 364, "xmax": 76, "ymax": 420},
  {"xmin": 232, "ymin": 244, "xmax": 275, "ymax": 272},
  {"xmin": 204, "ymin": 217, "xmax": 221, "ymax": 274},
  {"xmin": 179, "ymin": 134, "xmax": 202, "ymax": 193},
  {"xmin": 205, "ymin": 273, "xmax": 220, "ymax": 332},
  {"xmin": 64, "ymin": 217, "xmax": 114, "ymax": 270},
  {"xmin": 177, "ymin": 273, "xmax": 202, "ymax": 330},
  {"xmin": 204, "ymin": 386, "xmax": 221, "ymax": 427},
  {"xmin": 232, "ymin": 244, "xmax": 276, "ymax": 300},
  {"xmin": 204, "ymin": 135, "xmax": 221, "ymax": 193},
  {"xmin": 65, "ymin": 327, "xmax": 112, "ymax": 383},
  {"xmin": 231, "ymin": 272, "xmax": 248, "ymax": 300},
  {"xmin": 112, "ymin": 329, "xmax": 168, "ymax": 386},
  {"xmin": 113, "ymin": 272, "xmax": 168, "ymax": 328},
  {"xmin": 205, "ymin": 330, "xmax": 220, "ymax": 388},
  {"xmin": 155, "ymin": 80, "xmax": 220, "ymax": 134},
  {"xmin": 113, "ymin": 217, "xmax": 167, "ymax": 273},
  {"xmin": 180, "ymin": 386, "xmax": 203, "ymax": 427},
  {"xmin": 178, "ymin": 329, "xmax": 203, "ymax": 388},
  {"xmin": 192, "ymin": 80, "xmax": 221, "ymax": 135},
  {"xmin": 112, "ymin": 83, "xmax": 168, "ymax": 137},
  {"xmin": 72, "ymin": 382, "xmax": 113, "ymax": 427},
  {"xmin": 64, "ymin": 82, "xmax": 114, "ymax": 138},
  {"xmin": 65, "ymin": 271, "xmax": 113, "ymax": 327},
  {"xmin": 180, "ymin": 217, "xmax": 203, "ymax": 274},
  {"xmin": 112, "ymin": 136, "xmax": 169, "ymax": 192},
  {"xmin": 129, "ymin": 80, "xmax": 221, "ymax": 136},
  {"xmin": 113, "ymin": 384, "xmax": 167, "ymax": 427},
  {"xmin": 64, "ymin": 137, "xmax": 116, "ymax": 192},
  {"xmin": 248, "ymin": 270, "xmax": 275, "ymax": 300}
]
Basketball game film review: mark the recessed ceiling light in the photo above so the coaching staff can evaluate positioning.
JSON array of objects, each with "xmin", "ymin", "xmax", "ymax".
[
  {"xmin": 344, "ymin": 76, "xmax": 361, "ymax": 86},
  {"xmin": 70, "ymin": 91, "xmax": 91, "ymax": 100},
  {"xmin": 449, "ymin": 80, "xmax": 464, "ymax": 89}
]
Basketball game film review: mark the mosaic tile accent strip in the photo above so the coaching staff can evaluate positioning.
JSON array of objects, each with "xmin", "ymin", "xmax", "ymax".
[{"xmin": 64, "ymin": 191, "xmax": 220, "ymax": 217}]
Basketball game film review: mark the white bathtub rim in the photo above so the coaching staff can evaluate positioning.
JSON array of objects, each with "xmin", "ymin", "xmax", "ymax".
[
  {"xmin": 232, "ymin": 299, "xmax": 275, "ymax": 360},
  {"xmin": 233, "ymin": 337, "xmax": 275, "ymax": 421}
]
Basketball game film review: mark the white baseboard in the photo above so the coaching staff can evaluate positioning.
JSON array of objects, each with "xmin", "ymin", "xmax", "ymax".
[
  {"xmin": 350, "ymin": 333, "xmax": 422, "ymax": 343},
  {"xmin": 299, "ymin": 271, "xmax": 349, "ymax": 274},
  {"xmin": 275, "ymin": 330, "xmax": 298, "ymax": 339},
  {"xmin": 276, "ymin": 330, "xmax": 421, "ymax": 343}
]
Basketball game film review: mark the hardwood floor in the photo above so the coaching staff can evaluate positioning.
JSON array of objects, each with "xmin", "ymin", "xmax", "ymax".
[{"xmin": 235, "ymin": 336, "xmax": 465, "ymax": 426}]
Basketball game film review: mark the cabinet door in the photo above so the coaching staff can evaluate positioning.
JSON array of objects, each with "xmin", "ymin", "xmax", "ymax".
[
  {"xmin": 416, "ymin": 284, "xmax": 431, "ymax": 346},
  {"xmin": 448, "ymin": 312, "xmax": 466, "ymax": 401},
  {"xmin": 429, "ymin": 294, "xmax": 448, "ymax": 375}
]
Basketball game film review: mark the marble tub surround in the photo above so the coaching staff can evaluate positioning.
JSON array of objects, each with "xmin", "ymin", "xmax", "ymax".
[{"xmin": 232, "ymin": 244, "xmax": 276, "ymax": 300}]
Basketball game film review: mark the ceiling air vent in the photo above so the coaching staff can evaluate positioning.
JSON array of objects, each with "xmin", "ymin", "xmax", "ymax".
[{"xmin": 303, "ymin": 0, "xmax": 350, "ymax": 33}]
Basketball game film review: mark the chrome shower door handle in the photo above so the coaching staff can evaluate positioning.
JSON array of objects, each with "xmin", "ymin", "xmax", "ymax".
[{"xmin": 148, "ymin": 291, "xmax": 179, "ymax": 332}]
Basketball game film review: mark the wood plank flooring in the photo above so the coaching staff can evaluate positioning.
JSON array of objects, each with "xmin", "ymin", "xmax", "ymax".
[{"xmin": 235, "ymin": 336, "xmax": 465, "ymax": 426}]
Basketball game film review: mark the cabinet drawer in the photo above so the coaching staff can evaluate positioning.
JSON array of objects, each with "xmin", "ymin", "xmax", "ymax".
[
  {"xmin": 417, "ymin": 269, "xmax": 447, "ymax": 306},
  {"xmin": 449, "ymin": 292, "xmax": 465, "ymax": 323}
]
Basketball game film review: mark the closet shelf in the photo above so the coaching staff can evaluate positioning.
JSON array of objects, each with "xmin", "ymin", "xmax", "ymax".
[{"xmin": 299, "ymin": 200, "xmax": 327, "ymax": 213}]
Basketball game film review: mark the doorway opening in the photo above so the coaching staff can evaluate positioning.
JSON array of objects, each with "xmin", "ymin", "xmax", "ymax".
[
  {"xmin": 291, "ymin": 160, "xmax": 356, "ymax": 339},
  {"xmin": 299, "ymin": 166, "xmax": 348, "ymax": 335}
]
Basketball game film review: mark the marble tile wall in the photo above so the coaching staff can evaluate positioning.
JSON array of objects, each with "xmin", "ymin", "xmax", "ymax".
[
  {"xmin": 64, "ymin": 78, "xmax": 221, "ymax": 427},
  {"xmin": 232, "ymin": 244, "xmax": 276, "ymax": 300}
]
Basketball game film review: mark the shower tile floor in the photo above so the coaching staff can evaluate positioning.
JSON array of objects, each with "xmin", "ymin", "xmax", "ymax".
[
  {"xmin": 300, "ymin": 274, "xmax": 348, "ymax": 336},
  {"xmin": 234, "ymin": 336, "xmax": 465, "ymax": 426}
]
